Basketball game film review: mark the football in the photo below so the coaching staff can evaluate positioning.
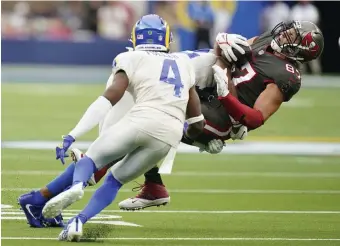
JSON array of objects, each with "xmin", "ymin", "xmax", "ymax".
[{"xmin": 215, "ymin": 42, "xmax": 252, "ymax": 68}]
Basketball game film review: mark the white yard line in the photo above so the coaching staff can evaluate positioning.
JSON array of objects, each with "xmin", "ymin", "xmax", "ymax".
[
  {"xmin": 3, "ymin": 208, "xmax": 340, "ymax": 215},
  {"xmin": 3, "ymin": 187, "xmax": 340, "ymax": 194},
  {"xmin": 2, "ymin": 141, "xmax": 340, "ymax": 155},
  {"xmin": 2, "ymin": 170, "xmax": 340, "ymax": 178},
  {"xmin": 1, "ymin": 237, "xmax": 340, "ymax": 241}
]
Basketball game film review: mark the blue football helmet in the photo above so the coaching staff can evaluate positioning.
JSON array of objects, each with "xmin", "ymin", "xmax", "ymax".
[{"xmin": 130, "ymin": 14, "xmax": 173, "ymax": 52}]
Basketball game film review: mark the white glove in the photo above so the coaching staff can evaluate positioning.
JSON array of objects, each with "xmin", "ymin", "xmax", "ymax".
[
  {"xmin": 212, "ymin": 65, "xmax": 229, "ymax": 97},
  {"xmin": 229, "ymin": 116, "xmax": 248, "ymax": 140},
  {"xmin": 230, "ymin": 124, "xmax": 248, "ymax": 140},
  {"xmin": 215, "ymin": 32, "xmax": 249, "ymax": 63},
  {"xmin": 200, "ymin": 139, "xmax": 225, "ymax": 154}
]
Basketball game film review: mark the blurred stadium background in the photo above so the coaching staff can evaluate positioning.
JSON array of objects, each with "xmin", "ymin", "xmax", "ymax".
[{"xmin": 2, "ymin": 1, "xmax": 340, "ymax": 245}]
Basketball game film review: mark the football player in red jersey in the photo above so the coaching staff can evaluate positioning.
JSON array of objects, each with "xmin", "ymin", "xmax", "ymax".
[{"xmin": 117, "ymin": 20, "xmax": 325, "ymax": 210}]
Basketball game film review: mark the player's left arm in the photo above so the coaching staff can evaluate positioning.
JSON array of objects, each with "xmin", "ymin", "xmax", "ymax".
[{"xmin": 252, "ymin": 83, "xmax": 283, "ymax": 122}]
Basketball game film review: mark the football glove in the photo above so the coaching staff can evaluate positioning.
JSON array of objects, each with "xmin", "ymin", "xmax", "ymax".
[
  {"xmin": 199, "ymin": 139, "xmax": 225, "ymax": 154},
  {"xmin": 56, "ymin": 135, "xmax": 75, "ymax": 164},
  {"xmin": 230, "ymin": 123, "xmax": 248, "ymax": 140},
  {"xmin": 229, "ymin": 116, "xmax": 248, "ymax": 140},
  {"xmin": 212, "ymin": 65, "xmax": 229, "ymax": 97},
  {"xmin": 215, "ymin": 32, "xmax": 249, "ymax": 63}
]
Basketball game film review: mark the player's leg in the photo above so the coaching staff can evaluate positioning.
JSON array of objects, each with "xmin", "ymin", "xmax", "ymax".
[
  {"xmin": 42, "ymin": 118, "xmax": 141, "ymax": 219},
  {"xmin": 118, "ymin": 166, "xmax": 170, "ymax": 210},
  {"xmin": 19, "ymin": 92, "xmax": 134, "ymax": 227},
  {"xmin": 86, "ymin": 91, "xmax": 134, "ymax": 185},
  {"xmin": 58, "ymin": 134, "xmax": 171, "ymax": 241},
  {"xmin": 99, "ymin": 91, "xmax": 134, "ymax": 135},
  {"xmin": 17, "ymin": 162, "xmax": 77, "ymax": 227},
  {"xmin": 118, "ymin": 121, "xmax": 191, "ymax": 210},
  {"xmin": 117, "ymin": 120, "xmax": 191, "ymax": 210}
]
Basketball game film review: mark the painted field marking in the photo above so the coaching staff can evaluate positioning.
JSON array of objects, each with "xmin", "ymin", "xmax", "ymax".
[
  {"xmin": 3, "ymin": 187, "xmax": 340, "ymax": 194},
  {"xmin": 2, "ymin": 141, "xmax": 340, "ymax": 155},
  {"xmin": 1, "ymin": 237, "xmax": 340, "ymax": 241},
  {"xmin": 3, "ymin": 208, "xmax": 340, "ymax": 215},
  {"xmin": 2, "ymin": 170, "xmax": 340, "ymax": 178},
  {"xmin": 0, "ymin": 207, "xmax": 141, "ymax": 227}
]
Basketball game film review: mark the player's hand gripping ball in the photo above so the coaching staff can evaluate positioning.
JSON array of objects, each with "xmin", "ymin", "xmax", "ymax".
[{"xmin": 215, "ymin": 33, "xmax": 252, "ymax": 67}]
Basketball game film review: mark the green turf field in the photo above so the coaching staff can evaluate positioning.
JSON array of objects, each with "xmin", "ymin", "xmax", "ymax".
[
  {"xmin": 2, "ymin": 83, "xmax": 340, "ymax": 141},
  {"xmin": 2, "ymin": 83, "xmax": 340, "ymax": 245}
]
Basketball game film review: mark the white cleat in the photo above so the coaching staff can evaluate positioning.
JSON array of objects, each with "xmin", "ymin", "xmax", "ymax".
[
  {"xmin": 42, "ymin": 183, "xmax": 84, "ymax": 219},
  {"xmin": 70, "ymin": 148, "xmax": 96, "ymax": 186},
  {"xmin": 118, "ymin": 197, "xmax": 170, "ymax": 210},
  {"xmin": 58, "ymin": 217, "xmax": 83, "ymax": 242}
]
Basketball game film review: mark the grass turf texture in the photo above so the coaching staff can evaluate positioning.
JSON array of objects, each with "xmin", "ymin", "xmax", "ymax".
[
  {"xmin": 2, "ymin": 83, "xmax": 340, "ymax": 141},
  {"xmin": 2, "ymin": 151, "xmax": 340, "ymax": 245}
]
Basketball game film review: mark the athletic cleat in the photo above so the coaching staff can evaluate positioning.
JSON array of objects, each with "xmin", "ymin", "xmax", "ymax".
[
  {"xmin": 71, "ymin": 148, "xmax": 96, "ymax": 186},
  {"xmin": 118, "ymin": 182, "xmax": 170, "ymax": 210},
  {"xmin": 58, "ymin": 217, "xmax": 83, "ymax": 242},
  {"xmin": 18, "ymin": 191, "xmax": 64, "ymax": 228},
  {"xmin": 42, "ymin": 183, "xmax": 84, "ymax": 219}
]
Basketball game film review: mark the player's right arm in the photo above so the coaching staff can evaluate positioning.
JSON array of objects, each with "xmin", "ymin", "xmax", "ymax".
[{"xmin": 67, "ymin": 52, "xmax": 138, "ymax": 140}]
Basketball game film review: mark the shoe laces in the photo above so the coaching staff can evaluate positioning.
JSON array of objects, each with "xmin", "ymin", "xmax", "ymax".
[{"xmin": 131, "ymin": 181, "xmax": 145, "ymax": 192}]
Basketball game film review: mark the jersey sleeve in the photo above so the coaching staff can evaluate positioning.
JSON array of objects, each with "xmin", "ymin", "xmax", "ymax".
[
  {"xmin": 188, "ymin": 61, "xmax": 196, "ymax": 88},
  {"xmin": 190, "ymin": 51, "xmax": 217, "ymax": 89},
  {"xmin": 111, "ymin": 51, "xmax": 142, "ymax": 81},
  {"xmin": 274, "ymin": 70, "xmax": 301, "ymax": 102}
]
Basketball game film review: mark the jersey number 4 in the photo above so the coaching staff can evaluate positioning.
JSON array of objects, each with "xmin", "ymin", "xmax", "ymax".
[{"xmin": 160, "ymin": 59, "xmax": 184, "ymax": 98}]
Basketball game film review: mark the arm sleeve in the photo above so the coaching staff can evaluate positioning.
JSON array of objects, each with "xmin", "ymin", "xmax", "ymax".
[
  {"xmin": 69, "ymin": 52, "xmax": 139, "ymax": 139},
  {"xmin": 68, "ymin": 96, "xmax": 112, "ymax": 139},
  {"xmin": 189, "ymin": 61, "xmax": 196, "ymax": 88},
  {"xmin": 218, "ymin": 94, "xmax": 264, "ymax": 130}
]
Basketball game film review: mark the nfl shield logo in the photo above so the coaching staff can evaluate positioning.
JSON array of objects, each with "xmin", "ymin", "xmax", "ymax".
[
  {"xmin": 137, "ymin": 34, "xmax": 143, "ymax": 39},
  {"xmin": 158, "ymin": 35, "xmax": 163, "ymax": 41}
]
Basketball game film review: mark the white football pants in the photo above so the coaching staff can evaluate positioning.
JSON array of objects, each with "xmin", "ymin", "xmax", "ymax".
[{"xmin": 86, "ymin": 117, "xmax": 171, "ymax": 184}]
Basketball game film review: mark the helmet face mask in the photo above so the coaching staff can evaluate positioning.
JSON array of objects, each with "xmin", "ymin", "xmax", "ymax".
[{"xmin": 270, "ymin": 21, "xmax": 324, "ymax": 63}]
